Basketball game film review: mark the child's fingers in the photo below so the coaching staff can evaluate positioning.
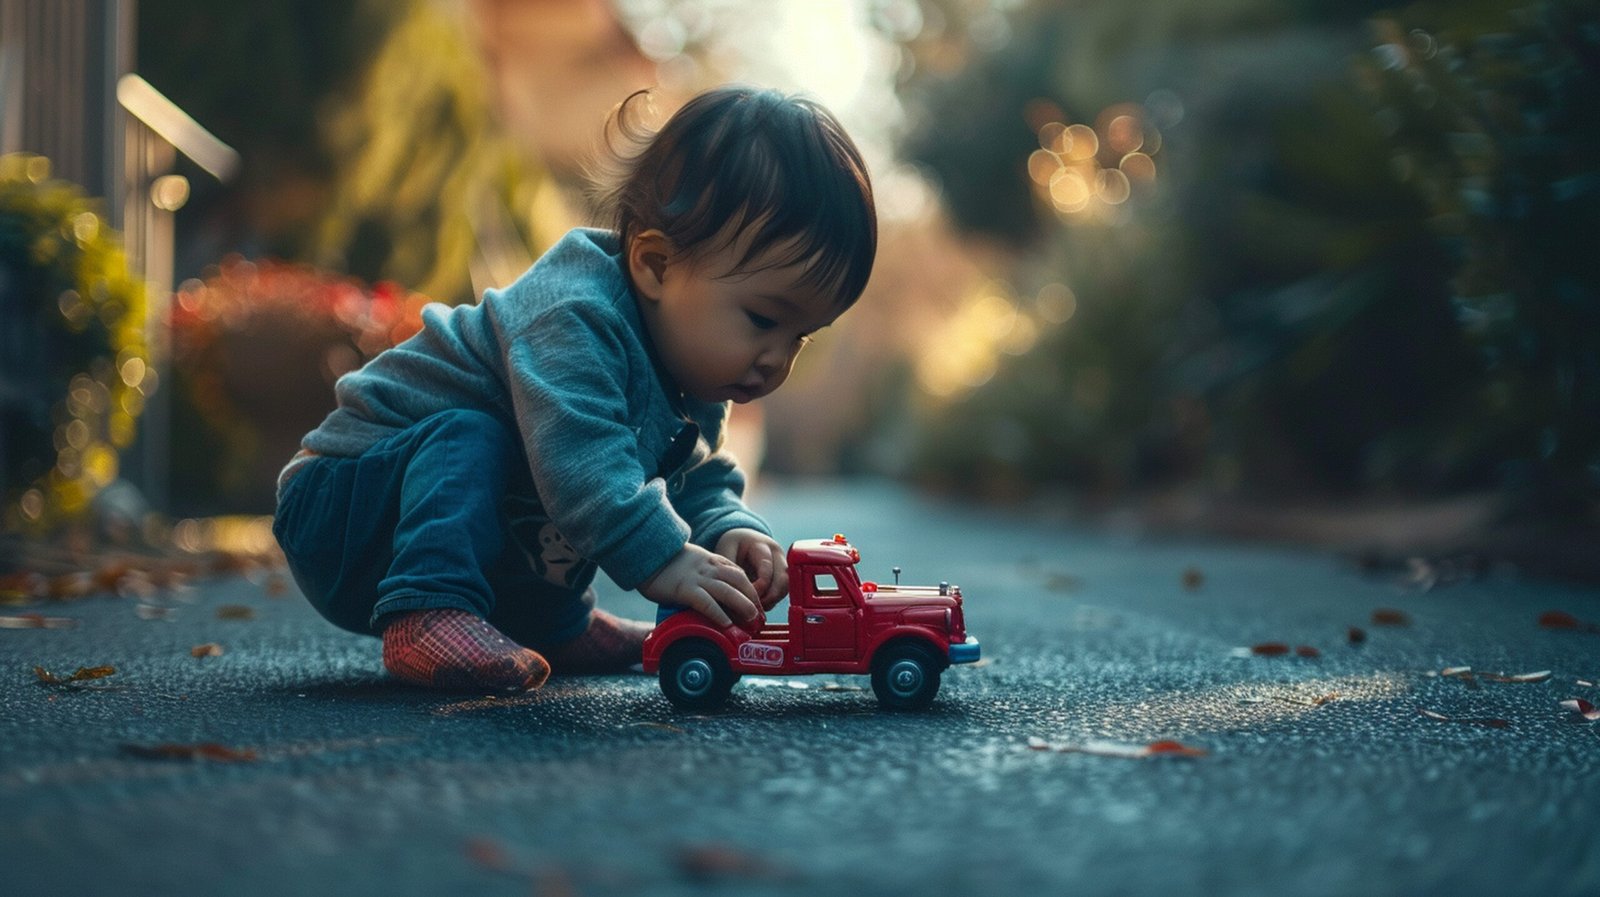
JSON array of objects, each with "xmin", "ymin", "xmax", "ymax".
[
  {"xmin": 749, "ymin": 551, "xmax": 774, "ymax": 595},
  {"xmin": 684, "ymin": 587, "xmax": 733, "ymax": 629},
  {"xmin": 766, "ymin": 554, "xmax": 789, "ymax": 607},
  {"xmin": 707, "ymin": 575, "xmax": 760, "ymax": 625}
]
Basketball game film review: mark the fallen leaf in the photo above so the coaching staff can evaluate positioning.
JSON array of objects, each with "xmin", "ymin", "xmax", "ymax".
[
  {"xmin": 1577, "ymin": 679, "xmax": 1596, "ymax": 688},
  {"xmin": 1294, "ymin": 645, "xmax": 1320, "ymax": 658},
  {"xmin": 675, "ymin": 842, "xmax": 793, "ymax": 882},
  {"xmin": 1348, "ymin": 626, "xmax": 1367, "ymax": 644},
  {"xmin": 1479, "ymin": 670, "xmax": 1551, "ymax": 684},
  {"xmin": 0, "ymin": 613, "xmax": 77, "ymax": 629},
  {"xmin": 1146, "ymin": 739, "xmax": 1209, "ymax": 757},
  {"xmin": 1539, "ymin": 610, "xmax": 1600, "ymax": 633},
  {"xmin": 1181, "ymin": 567, "xmax": 1204, "ymax": 590},
  {"xmin": 216, "ymin": 605, "xmax": 255, "ymax": 620},
  {"xmin": 1560, "ymin": 698, "xmax": 1600, "ymax": 721},
  {"xmin": 1416, "ymin": 707, "xmax": 1510, "ymax": 728},
  {"xmin": 264, "ymin": 573, "xmax": 288, "ymax": 597},
  {"xmin": 1372, "ymin": 609, "xmax": 1410, "ymax": 626},
  {"xmin": 34, "ymin": 665, "xmax": 117, "ymax": 684},
  {"xmin": 0, "ymin": 571, "xmax": 48, "ymax": 601},
  {"xmin": 1027, "ymin": 737, "xmax": 1209, "ymax": 758},
  {"xmin": 624, "ymin": 721, "xmax": 686, "ymax": 733},
  {"xmin": 463, "ymin": 836, "xmax": 516, "ymax": 873},
  {"xmin": 190, "ymin": 643, "xmax": 224, "ymax": 658},
  {"xmin": 119, "ymin": 742, "xmax": 258, "ymax": 762},
  {"xmin": 48, "ymin": 572, "xmax": 95, "ymax": 600},
  {"xmin": 1251, "ymin": 642, "xmax": 1291, "ymax": 656}
]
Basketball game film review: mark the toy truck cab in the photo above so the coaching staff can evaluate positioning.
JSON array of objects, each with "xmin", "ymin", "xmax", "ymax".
[{"xmin": 642, "ymin": 535, "xmax": 981, "ymax": 710}]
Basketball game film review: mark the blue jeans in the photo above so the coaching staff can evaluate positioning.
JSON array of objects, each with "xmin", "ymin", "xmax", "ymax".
[{"xmin": 272, "ymin": 409, "xmax": 594, "ymax": 649}]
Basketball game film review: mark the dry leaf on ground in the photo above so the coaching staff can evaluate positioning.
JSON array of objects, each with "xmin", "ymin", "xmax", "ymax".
[
  {"xmin": 0, "ymin": 613, "xmax": 77, "ymax": 629},
  {"xmin": 191, "ymin": 643, "xmax": 224, "ymax": 658},
  {"xmin": 1027, "ymin": 736, "xmax": 1208, "ymax": 758},
  {"xmin": 1372, "ymin": 609, "xmax": 1410, "ymax": 626},
  {"xmin": 675, "ymin": 842, "xmax": 795, "ymax": 882},
  {"xmin": 1441, "ymin": 667, "xmax": 1552, "ymax": 688},
  {"xmin": 1560, "ymin": 698, "xmax": 1600, "ymax": 721},
  {"xmin": 1539, "ymin": 610, "xmax": 1600, "ymax": 633},
  {"xmin": 215, "ymin": 605, "xmax": 255, "ymax": 620},
  {"xmin": 119, "ymin": 742, "xmax": 258, "ymax": 762},
  {"xmin": 1348, "ymin": 626, "xmax": 1367, "ymax": 644},
  {"xmin": 34, "ymin": 665, "xmax": 116, "ymax": 684},
  {"xmin": 1416, "ymin": 707, "xmax": 1510, "ymax": 728}
]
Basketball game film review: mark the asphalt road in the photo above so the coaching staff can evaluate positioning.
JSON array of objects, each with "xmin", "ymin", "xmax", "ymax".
[{"xmin": 3, "ymin": 479, "xmax": 1599, "ymax": 897}]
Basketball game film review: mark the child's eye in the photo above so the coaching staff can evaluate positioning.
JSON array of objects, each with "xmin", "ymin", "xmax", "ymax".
[{"xmin": 746, "ymin": 312, "xmax": 778, "ymax": 330}]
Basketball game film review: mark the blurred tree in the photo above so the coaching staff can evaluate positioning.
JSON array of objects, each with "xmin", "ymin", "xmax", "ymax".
[
  {"xmin": 1364, "ymin": 0, "xmax": 1600, "ymax": 521},
  {"xmin": 894, "ymin": 0, "xmax": 1489, "ymax": 502},
  {"xmin": 313, "ymin": 0, "xmax": 551, "ymax": 303}
]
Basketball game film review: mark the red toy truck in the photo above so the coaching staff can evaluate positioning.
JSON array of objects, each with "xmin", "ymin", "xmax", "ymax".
[{"xmin": 642, "ymin": 535, "xmax": 981, "ymax": 710}]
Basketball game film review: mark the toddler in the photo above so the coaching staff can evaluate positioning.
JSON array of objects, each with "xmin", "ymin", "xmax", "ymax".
[{"xmin": 271, "ymin": 86, "xmax": 877, "ymax": 692}]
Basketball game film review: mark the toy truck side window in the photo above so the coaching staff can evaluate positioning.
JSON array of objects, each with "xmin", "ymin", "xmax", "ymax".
[{"xmin": 809, "ymin": 573, "xmax": 848, "ymax": 606}]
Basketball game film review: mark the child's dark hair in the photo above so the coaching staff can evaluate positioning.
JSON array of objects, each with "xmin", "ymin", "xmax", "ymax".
[{"xmin": 590, "ymin": 86, "xmax": 877, "ymax": 308}]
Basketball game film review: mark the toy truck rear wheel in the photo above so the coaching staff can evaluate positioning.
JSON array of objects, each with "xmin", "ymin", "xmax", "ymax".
[
  {"xmin": 659, "ymin": 639, "xmax": 736, "ymax": 710},
  {"xmin": 871, "ymin": 641, "xmax": 943, "ymax": 711}
]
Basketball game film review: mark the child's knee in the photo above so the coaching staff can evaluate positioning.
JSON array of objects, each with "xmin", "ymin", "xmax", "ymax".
[{"xmin": 417, "ymin": 409, "xmax": 520, "ymax": 468}]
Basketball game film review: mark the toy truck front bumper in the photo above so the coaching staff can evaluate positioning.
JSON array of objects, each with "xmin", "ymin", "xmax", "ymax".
[{"xmin": 948, "ymin": 636, "xmax": 981, "ymax": 665}]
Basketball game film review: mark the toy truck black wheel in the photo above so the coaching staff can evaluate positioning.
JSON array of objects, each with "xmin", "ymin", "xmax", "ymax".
[
  {"xmin": 871, "ymin": 641, "xmax": 943, "ymax": 711},
  {"xmin": 659, "ymin": 639, "xmax": 736, "ymax": 710}
]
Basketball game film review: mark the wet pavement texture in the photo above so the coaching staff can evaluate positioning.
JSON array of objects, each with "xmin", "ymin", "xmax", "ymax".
[{"xmin": 4, "ymin": 479, "xmax": 1599, "ymax": 897}]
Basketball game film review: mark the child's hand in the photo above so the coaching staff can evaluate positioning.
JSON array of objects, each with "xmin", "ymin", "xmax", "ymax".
[
  {"xmin": 714, "ymin": 528, "xmax": 788, "ymax": 611},
  {"xmin": 639, "ymin": 544, "xmax": 762, "ymax": 629}
]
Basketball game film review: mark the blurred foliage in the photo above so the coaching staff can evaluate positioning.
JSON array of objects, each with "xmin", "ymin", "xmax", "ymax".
[
  {"xmin": 314, "ymin": 0, "xmax": 552, "ymax": 303},
  {"xmin": 167, "ymin": 259, "xmax": 432, "ymax": 514},
  {"xmin": 896, "ymin": 0, "xmax": 1594, "ymax": 517},
  {"xmin": 140, "ymin": 0, "xmax": 548, "ymax": 301},
  {"xmin": 0, "ymin": 156, "xmax": 150, "ymax": 531},
  {"xmin": 137, "ymin": 0, "xmax": 385, "ymax": 259},
  {"xmin": 1362, "ymin": 0, "xmax": 1600, "ymax": 518}
]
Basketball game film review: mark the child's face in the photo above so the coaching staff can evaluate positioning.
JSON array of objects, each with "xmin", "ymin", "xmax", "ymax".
[{"xmin": 629, "ymin": 229, "xmax": 842, "ymax": 404}]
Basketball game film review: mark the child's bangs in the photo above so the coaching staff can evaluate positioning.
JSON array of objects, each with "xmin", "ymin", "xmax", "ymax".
[{"xmin": 664, "ymin": 94, "xmax": 875, "ymax": 305}]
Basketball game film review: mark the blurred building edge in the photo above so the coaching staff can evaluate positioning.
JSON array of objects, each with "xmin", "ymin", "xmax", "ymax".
[
  {"xmin": 0, "ymin": 0, "xmax": 235, "ymax": 515},
  {"xmin": 0, "ymin": 0, "xmax": 130, "ymax": 202},
  {"xmin": 116, "ymin": 73, "xmax": 236, "ymax": 514}
]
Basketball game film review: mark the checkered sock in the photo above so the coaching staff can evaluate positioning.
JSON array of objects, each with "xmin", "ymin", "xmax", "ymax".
[
  {"xmin": 543, "ymin": 609, "xmax": 654, "ymax": 674},
  {"xmin": 381, "ymin": 608, "xmax": 550, "ymax": 692}
]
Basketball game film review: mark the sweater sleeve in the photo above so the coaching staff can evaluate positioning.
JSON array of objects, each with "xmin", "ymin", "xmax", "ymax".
[
  {"xmin": 504, "ymin": 303, "xmax": 689, "ymax": 589},
  {"xmin": 671, "ymin": 405, "xmax": 773, "ymax": 550}
]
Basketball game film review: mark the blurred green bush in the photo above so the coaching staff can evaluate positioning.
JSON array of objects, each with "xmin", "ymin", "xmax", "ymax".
[
  {"xmin": 896, "ymin": 0, "xmax": 1597, "ymax": 519},
  {"xmin": 0, "ymin": 155, "xmax": 150, "ymax": 532}
]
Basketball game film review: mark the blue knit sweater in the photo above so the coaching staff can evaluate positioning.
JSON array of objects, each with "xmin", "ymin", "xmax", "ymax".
[{"xmin": 278, "ymin": 228, "xmax": 770, "ymax": 589}]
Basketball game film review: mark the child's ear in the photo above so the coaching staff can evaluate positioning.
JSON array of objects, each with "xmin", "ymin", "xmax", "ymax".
[{"xmin": 627, "ymin": 229, "xmax": 673, "ymax": 301}]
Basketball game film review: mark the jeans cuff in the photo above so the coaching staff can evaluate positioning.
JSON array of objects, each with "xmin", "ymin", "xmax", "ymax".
[{"xmin": 368, "ymin": 593, "xmax": 484, "ymax": 630}]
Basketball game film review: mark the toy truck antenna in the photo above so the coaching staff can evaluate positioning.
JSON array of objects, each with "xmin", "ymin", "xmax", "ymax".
[{"xmin": 893, "ymin": 566, "xmax": 901, "ymax": 586}]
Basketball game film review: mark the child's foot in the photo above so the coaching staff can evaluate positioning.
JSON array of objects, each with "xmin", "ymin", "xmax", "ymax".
[
  {"xmin": 381, "ymin": 608, "xmax": 550, "ymax": 692},
  {"xmin": 543, "ymin": 609, "xmax": 654, "ymax": 674}
]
